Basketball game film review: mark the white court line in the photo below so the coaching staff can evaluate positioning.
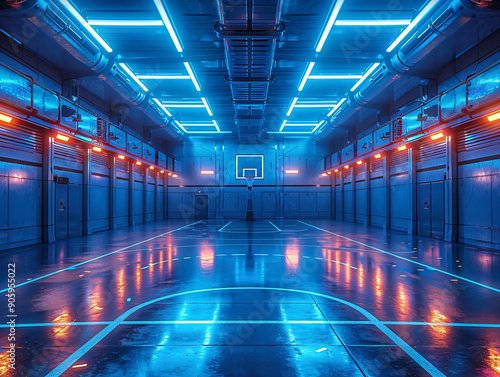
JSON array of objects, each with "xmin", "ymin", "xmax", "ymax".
[
  {"xmin": 217, "ymin": 221, "xmax": 232, "ymax": 232},
  {"xmin": 299, "ymin": 221, "xmax": 500, "ymax": 293},
  {"xmin": 0, "ymin": 221, "xmax": 202, "ymax": 294},
  {"xmin": 142, "ymin": 258, "xmax": 179, "ymax": 270},
  {"xmin": 268, "ymin": 221, "xmax": 282, "ymax": 231},
  {"xmin": 4, "ymin": 320, "xmax": 500, "ymax": 328},
  {"xmin": 45, "ymin": 287, "xmax": 445, "ymax": 377}
]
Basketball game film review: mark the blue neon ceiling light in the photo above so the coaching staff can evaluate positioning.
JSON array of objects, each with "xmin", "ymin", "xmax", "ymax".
[
  {"xmin": 201, "ymin": 98, "xmax": 213, "ymax": 116},
  {"xmin": 298, "ymin": 62, "xmax": 315, "ymax": 91},
  {"xmin": 295, "ymin": 102, "xmax": 338, "ymax": 108},
  {"xmin": 335, "ymin": 19, "xmax": 411, "ymax": 26},
  {"xmin": 312, "ymin": 120, "xmax": 326, "ymax": 133},
  {"xmin": 309, "ymin": 75, "xmax": 362, "ymax": 79},
  {"xmin": 286, "ymin": 98, "xmax": 298, "ymax": 116},
  {"xmin": 152, "ymin": 98, "xmax": 172, "ymax": 117},
  {"xmin": 137, "ymin": 75, "xmax": 190, "ymax": 80},
  {"xmin": 153, "ymin": 0, "xmax": 183, "ymax": 52},
  {"xmin": 327, "ymin": 98, "xmax": 346, "ymax": 116},
  {"xmin": 386, "ymin": 0, "xmax": 441, "ymax": 53},
  {"xmin": 118, "ymin": 63, "xmax": 149, "ymax": 92},
  {"xmin": 279, "ymin": 120, "xmax": 287, "ymax": 131},
  {"xmin": 350, "ymin": 63, "xmax": 381, "ymax": 92},
  {"xmin": 315, "ymin": 0, "xmax": 345, "ymax": 52},
  {"xmin": 88, "ymin": 20, "xmax": 163, "ymax": 26},
  {"xmin": 183, "ymin": 62, "xmax": 201, "ymax": 91},
  {"xmin": 59, "ymin": 0, "xmax": 113, "ymax": 53}
]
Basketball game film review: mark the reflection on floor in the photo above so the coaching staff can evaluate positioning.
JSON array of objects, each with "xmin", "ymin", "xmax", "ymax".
[{"xmin": 1, "ymin": 219, "xmax": 500, "ymax": 376}]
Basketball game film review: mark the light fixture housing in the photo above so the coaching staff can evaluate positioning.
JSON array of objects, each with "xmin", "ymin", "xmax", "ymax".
[
  {"xmin": 119, "ymin": 63, "xmax": 149, "ymax": 92},
  {"xmin": 350, "ymin": 63, "xmax": 381, "ymax": 92},
  {"xmin": 386, "ymin": 0, "xmax": 441, "ymax": 53},
  {"xmin": 357, "ymin": 160, "xmax": 363, "ymax": 165},
  {"xmin": 374, "ymin": 154, "xmax": 382, "ymax": 159},
  {"xmin": 118, "ymin": 155, "xmax": 126, "ymax": 160},
  {"xmin": 136, "ymin": 161, "xmax": 142, "ymax": 165},
  {"xmin": 92, "ymin": 146, "xmax": 102, "ymax": 153},
  {"xmin": 286, "ymin": 97, "xmax": 299, "ymax": 116},
  {"xmin": 398, "ymin": 145, "xmax": 407, "ymax": 151},
  {"xmin": 59, "ymin": 0, "xmax": 113, "ymax": 53},
  {"xmin": 201, "ymin": 170, "xmax": 214, "ymax": 175},
  {"xmin": 285, "ymin": 170, "xmax": 299, "ymax": 174}
]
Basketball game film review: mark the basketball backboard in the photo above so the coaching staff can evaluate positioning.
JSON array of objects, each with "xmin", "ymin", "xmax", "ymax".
[{"xmin": 236, "ymin": 155, "xmax": 264, "ymax": 179}]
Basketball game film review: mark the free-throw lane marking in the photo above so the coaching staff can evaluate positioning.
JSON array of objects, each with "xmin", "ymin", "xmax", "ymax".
[{"xmin": 46, "ymin": 287, "xmax": 444, "ymax": 377}]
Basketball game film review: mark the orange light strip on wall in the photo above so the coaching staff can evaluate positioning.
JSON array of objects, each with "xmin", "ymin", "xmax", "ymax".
[
  {"xmin": 356, "ymin": 160, "xmax": 363, "ymax": 165},
  {"xmin": 321, "ymin": 173, "xmax": 328, "ymax": 177},
  {"xmin": 397, "ymin": 145, "xmax": 407, "ymax": 151},
  {"xmin": 344, "ymin": 165, "xmax": 349, "ymax": 169},
  {"xmin": 136, "ymin": 161, "xmax": 142, "ymax": 165},
  {"xmin": 487, "ymin": 111, "xmax": 500, "ymax": 122},
  {"xmin": 0, "ymin": 113, "xmax": 13, "ymax": 123},
  {"xmin": 160, "ymin": 170, "xmax": 164, "ymax": 173},
  {"xmin": 201, "ymin": 170, "xmax": 214, "ymax": 175},
  {"xmin": 374, "ymin": 154, "xmax": 381, "ymax": 159},
  {"xmin": 92, "ymin": 146, "xmax": 102, "ymax": 152},
  {"xmin": 117, "ymin": 155, "xmax": 126, "ymax": 160},
  {"xmin": 56, "ymin": 134, "xmax": 70, "ymax": 142},
  {"xmin": 430, "ymin": 132, "xmax": 444, "ymax": 140},
  {"xmin": 172, "ymin": 174, "xmax": 178, "ymax": 178},
  {"xmin": 285, "ymin": 170, "xmax": 299, "ymax": 174},
  {"xmin": 327, "ymin": 171, "xmax": 332, "ymax": 175},
  {"xmin": 168, "ymin": 172, "xmax": 172, "ymax": 176},
  {"xmin": 334, "ymin": 169, "xmax": 339, "ymax": 172},
  {"xmin": 149, "ymin": 166, "xmax": 154, "ymax": 170}
]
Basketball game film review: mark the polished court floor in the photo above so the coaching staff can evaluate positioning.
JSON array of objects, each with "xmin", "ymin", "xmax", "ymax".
[{"xmin": 1, "ymin": 219, "xmax": 500, "ymax": 376}]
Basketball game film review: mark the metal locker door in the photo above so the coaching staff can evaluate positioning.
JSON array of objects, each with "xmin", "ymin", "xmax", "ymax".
[
  {"xmin": 431, "ymin": 181, "xmax": 445, "ymax": 239},
  {"xmin": 68, "ymin": 184, "xmax": 83, "ymax": 238},
  {"xmin": 55, "ymin": 183, "xmax": 68, "ymax": 240},
  {"xmin": 418, "ymin": 183, "xmax": 431, "ymax": 238},
  {"xmin": 195, "ymin": 195, "xmax": 208, "ymax": 220}
]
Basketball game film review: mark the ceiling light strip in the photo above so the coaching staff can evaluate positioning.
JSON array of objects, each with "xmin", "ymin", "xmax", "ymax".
[
  {"xmin": 201, "ymin": 98, "xmax": 213, "ymax": 116},
  {"xmin": 87, "ymin": 20, "xmax": 163, "ymax": 26},
  {"xmin": 298, "ymin": 62, "xmax": 315, "ymax": 91},
  {"xmin": 350, "ymin": 63, "xmax": 381, "ymax": 92},
  {"xmin": 153, "ymin": 0, "xmax": 183, "ymax": 52},
  {"xmin": 59, "ymin": 0, "xmax": 113, "ymax": 53},
  {"xmin": 118, "ymin": 63, "xmax": 149, "ymax": 92},
  {"xmin": 286, "ymin": 97, "xmax": 298, "ymax": 116},
  {"xmin": 315, "ymin": 0, "xmax": 345, "ymax": 52},
  {"xmin": 386, "ymin": 0, "xmax": 441, "ymax": 53},
  {"xmin": 183, "ymin": 62, "xmax": 201, "ymax": 91}
]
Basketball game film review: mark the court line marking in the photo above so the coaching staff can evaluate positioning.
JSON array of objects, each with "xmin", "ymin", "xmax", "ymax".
[
  {"xmin": 299, "ymin": 221, "xmax": 500, "ymax": 294},
  {"xmin": 217, "ymin": 221, "xmax": 232, "ymax": 232},
  {"xmin": 0, "ymin": 221, "xmax": 202, "ymax": 294},
  {"xmin": 325, "ymin": 259, "xmax": 359, "ymax": 270},
  {"xmin": 8, "ymin": 320, "xmax": 500, "ymax": 328},
  {"xmin": 45, "ymin": 287, "xmax": 444, "ymax": 377},
  {"xmin": 268, "ymin": 221, "xmax": 282, "ymax": 231}
]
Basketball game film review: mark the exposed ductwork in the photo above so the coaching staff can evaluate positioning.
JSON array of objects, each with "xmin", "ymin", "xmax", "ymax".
[
  {"xmin": 324, "ymin": 0, "xmax": 500, "ymax": 136},
  {"xmin": 215, "ymin": 0, "xmax": 284, "ymax": 141},
  {"xmin": 0, "ymin": 0, "xmax": 174, "ymax": 134}
]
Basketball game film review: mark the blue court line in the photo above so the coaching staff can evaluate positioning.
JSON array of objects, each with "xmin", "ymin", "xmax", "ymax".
[
  {"xmin": 1, "ymin": 221, "xmax": 202, "ymax": 294},
  {"xmin": 217, "ymin": 221, "xmax": 232, "ymax": 232},
  {"xmin": 299, "ymin": 221, "xmax": 500, "ymax": 294},
  {"xmin": 7, "ymin": 320, "xmax": 500, "ymax": 328},
  {"xmin": 325, "ymin": 259, "xmax": 359, "ymax": 270},
  {"xmin": 269, "ymin": 221, "xmax": 282, "ymax": 231},
  {"xmin": 141, "ymin": 258, "xmax": 179, "ymax": 270},
  {"xmin": 45, "ymin": 287, "xmax": 444, "ymax": 377}
]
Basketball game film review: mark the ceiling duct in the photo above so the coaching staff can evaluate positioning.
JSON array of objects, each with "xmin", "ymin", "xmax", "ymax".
[
  {"xmin": 215, "ymin": 0, "xmax": 284, "ymax": 141},
  {"xmin": 0, "ymin": 0, "xmax": 166, "ymax": 125},
  {"xmin": 322, "ymin": 0, "xmax": 500, "ymax": 137}
]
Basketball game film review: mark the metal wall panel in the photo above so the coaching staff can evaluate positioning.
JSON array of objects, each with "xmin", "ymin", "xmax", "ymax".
[
  {"xmin": 370, "ymin": 183, "xmax": 385, "ymax": 227},
  {"xmin": 431, "ymin": 181, "xmax": 445, "ymax": 239},
  {"xmin": 133, "ymin": 181, "xmax": 143, "ymax": 224},
  {"xmin": 284, "ymin": 192, "xmax": 299, "ymax": 218},
  {"xmin": 343, "ymin": 184, "xmax": 355, "ymax": 222},
  {"xmin": 418, "ymin": 183, "xmax": 431, "ymax": 237},
  {"xmin": 262, "ymin": 192, "xmax": 276, "ymax": 218},
  {"xmin": 116, "ymin": 178, "xmax": 129, "ymax": 227}
]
